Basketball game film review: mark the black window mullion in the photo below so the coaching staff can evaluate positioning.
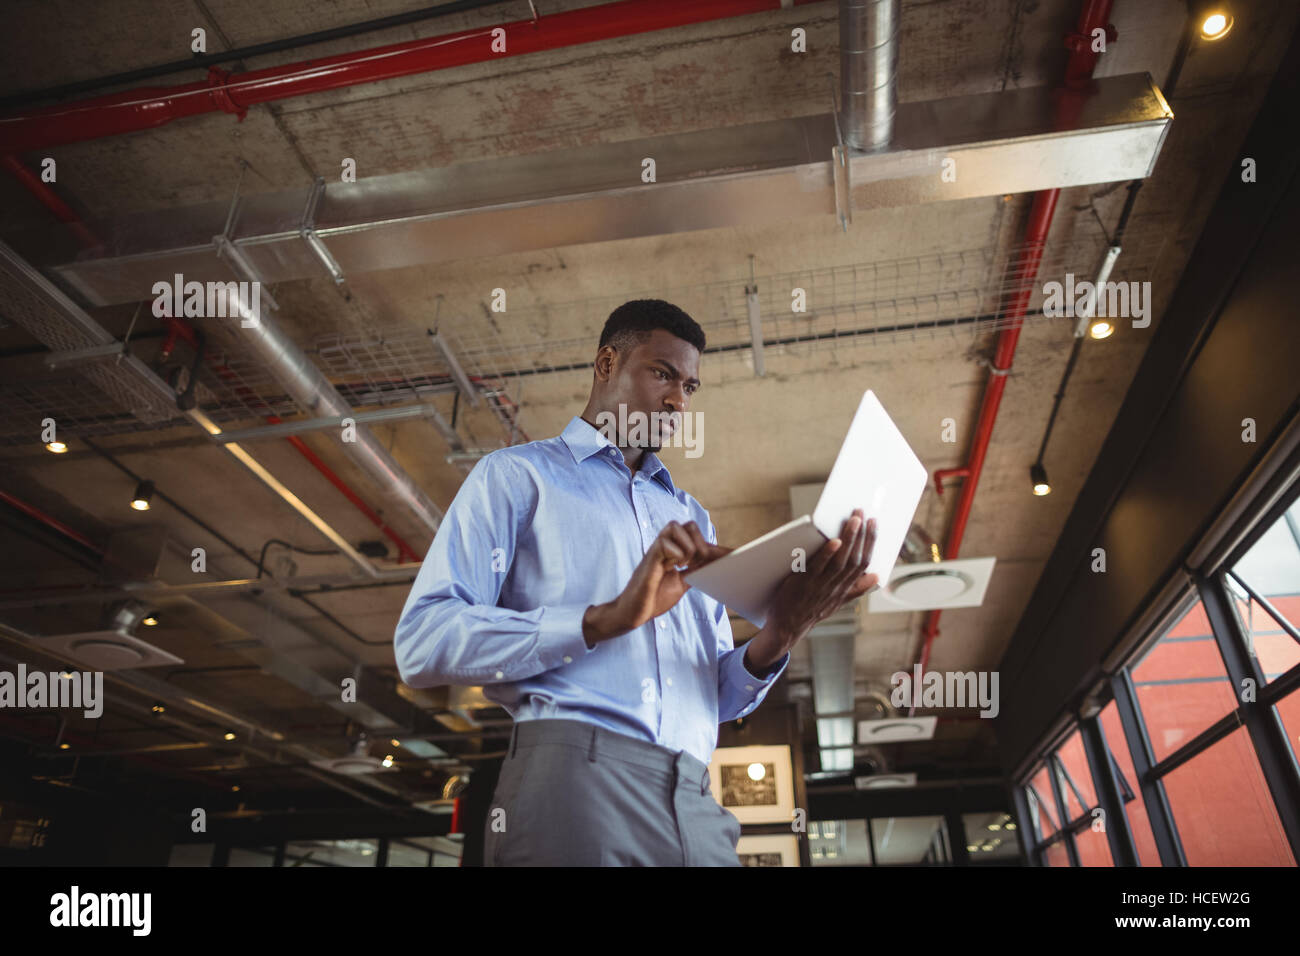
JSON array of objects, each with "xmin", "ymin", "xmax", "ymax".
[
  {"xmin": 1011, "ymin": 785, "xmax": 1037, "ymax": 866},
  {"xmin": 1198, "ymin": 571, "xmax": 1300, "ymax": 860},
  {"xmin": 1047, "ymin": 754, "xmax": 1081, "ymax": 866},
  {"xmin": 1083, "ymin": 714, "xmax": 1139, "ymax": 866},
  {"xmin": 1110, "ymin": 669, "xmax": 1185, "ymax": 865}
]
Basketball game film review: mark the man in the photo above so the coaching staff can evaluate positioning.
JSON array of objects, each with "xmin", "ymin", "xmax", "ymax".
[{"xmin": 394, "ymin": 299, "xmax": 878, "ymax": 866}]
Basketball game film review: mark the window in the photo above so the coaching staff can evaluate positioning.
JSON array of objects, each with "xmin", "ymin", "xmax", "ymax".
[
  {"xmin": 1130, "ymin": 599, "xmax": 1238, "ymax": 763},
  {"xmin": 1098, "ymin": 700, "xmax": 1162, "ymax": 865},
  {"xmin": 1224, "ymin": 500, "xmax": 1300, "ymax": 685},
  {"xmin": 1160, "ymin": 725, "xmax": 1294, "ymax": 865},
  {"xmin": 1275, "ymin": 687, "xmax": 1300, "ymax": 766},
  {"xmin": 1073, "ymin": 823, "xmax": 1114, "ymax": 866},
  {"xmin": 1026, "ymin": 765, "xmax": 1059, "ymax": 842}
]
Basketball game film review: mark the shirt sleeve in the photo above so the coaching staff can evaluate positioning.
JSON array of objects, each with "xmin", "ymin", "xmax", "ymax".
[
  {"xmin": 703, "ymin": 516, "xmax": 789, "ymax": 722},
  {"xmin": 394, "ymin": 451, "xmax": 595, "ymax": 688}
]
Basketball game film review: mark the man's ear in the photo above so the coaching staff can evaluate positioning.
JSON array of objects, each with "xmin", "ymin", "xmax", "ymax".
[{"xmin": 593, "ymin": 344, "xmax": 617, "ymax": 383}]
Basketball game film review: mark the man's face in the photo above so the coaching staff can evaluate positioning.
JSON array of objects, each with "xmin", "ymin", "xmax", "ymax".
[{"xmin": 599, "ymin": 328, "xmax": 701, "ymax": 447}]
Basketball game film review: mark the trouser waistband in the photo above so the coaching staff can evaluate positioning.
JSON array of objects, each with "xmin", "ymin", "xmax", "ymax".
[{"xmin": 509, "ymin": 718, "xmax": 710, "ymax": 793}]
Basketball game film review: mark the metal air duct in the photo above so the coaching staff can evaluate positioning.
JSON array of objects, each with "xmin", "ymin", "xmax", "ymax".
[{"xmin": 839, "ymin": 0, "xmax": 900, "ymax": 151}]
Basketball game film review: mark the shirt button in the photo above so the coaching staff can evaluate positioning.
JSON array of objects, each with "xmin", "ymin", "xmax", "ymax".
[
  {"xmin": 745, "ymin": 684, "xmax": 754, "ymax": 691},
  {"xmin": 641, "ymin": 520, "xmax": 649, "ymax": 528},
  {"xmin": 495, "ymin": 670, "xmax": 504, "ymax": 679},
  {"xmin": 563, "ymin": 656, "xmax": 572, "ymax": 664},
  {"xmin": 666, "ymin": 677, "xmax": 673, "ymax": 686}
]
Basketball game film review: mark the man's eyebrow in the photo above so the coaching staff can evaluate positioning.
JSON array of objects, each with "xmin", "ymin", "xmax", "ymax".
[{"xmin": 653, "ymin": 358, "xmax": 701, "ymax": 387}]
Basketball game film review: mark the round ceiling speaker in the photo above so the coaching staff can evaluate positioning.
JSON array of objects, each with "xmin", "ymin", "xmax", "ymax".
[
  {"xmin": 69, "ymin": 638, "xmax": 148, "ymax": 669},
  {"xmin": 887, "ymin": 568, "xmax": 972, "ymax": 604}
]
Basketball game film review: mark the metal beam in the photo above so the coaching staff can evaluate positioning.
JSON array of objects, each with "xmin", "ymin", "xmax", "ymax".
[{"xmin": 209, "ymin": 404, "xmax": 445, "ymax": 444}]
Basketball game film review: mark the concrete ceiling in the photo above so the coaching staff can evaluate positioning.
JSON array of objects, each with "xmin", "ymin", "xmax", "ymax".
[{"xmin": 1, "ymin": 0, "xmax": 1296, "ymax": 811}]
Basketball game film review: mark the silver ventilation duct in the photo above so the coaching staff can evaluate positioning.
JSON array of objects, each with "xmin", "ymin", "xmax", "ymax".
[
  {"xmin": 224, "ymin": 293, "xmax": 444, "ymax": 535},
  {"xmin": 38, "ymin": 73, "xmax": 1172, "ymax": 302},
  {"xmin": 840, "ymin": 0, "xmax": 900, "ymax": 151}
]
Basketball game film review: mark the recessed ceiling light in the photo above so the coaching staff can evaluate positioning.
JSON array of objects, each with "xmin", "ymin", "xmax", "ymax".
[
  {"xmin": 45, "ymin": 440, "xmax": 68, "ymax": 454},
  {"xmin": 1088, "ymin": 318, "xmax": 1114, "ymax": 339},
  {"xmin": 1200, "ymin": 12, "xmax": 1233, "ymax": 40}
]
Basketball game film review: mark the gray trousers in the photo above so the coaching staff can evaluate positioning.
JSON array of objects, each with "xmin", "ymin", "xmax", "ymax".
[{"xmin": 483, "ymin": 718, "xmax": 742, "ymax": 866}]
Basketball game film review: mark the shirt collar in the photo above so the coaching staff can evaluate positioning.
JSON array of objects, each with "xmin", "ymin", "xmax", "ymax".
[{"xmin": 560, "ymin": 416, "xmax": 677, "ymax": 495}]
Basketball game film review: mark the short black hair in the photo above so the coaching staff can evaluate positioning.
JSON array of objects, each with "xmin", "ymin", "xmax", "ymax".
[{"xmin": 598, "ymin": 299, "xmax": 706, "ymax": 354}]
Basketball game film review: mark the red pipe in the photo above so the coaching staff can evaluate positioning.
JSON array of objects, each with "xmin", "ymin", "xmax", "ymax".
[
  {"xmin": 0, "ymin": 0, "xmax": 825, "ymax": 154},
  {"xmin": 0, "ymin": 488, "xmax": 102, "ymax": 553},
  {"xmin": 0, "ymin": 153, "xmax": 101, "ymax": 250},
  {"xmin": 914, "ymin": 0, "xmax": 1115, "ymax": 685}
]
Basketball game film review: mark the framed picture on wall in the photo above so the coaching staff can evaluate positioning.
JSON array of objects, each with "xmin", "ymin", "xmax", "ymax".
[
  {"xmin": 708, "ymin": 744, "xmax": 795, "ymax": 825},
  {"xmin": 736, "ymin": 833, "xmax": 800, "ymax": 867}
]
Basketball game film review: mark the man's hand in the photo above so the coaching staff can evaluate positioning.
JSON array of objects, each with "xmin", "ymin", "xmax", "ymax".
[
  {"xmin": 583, "ymin": 521, "xmax": 729, "ymax": 647},
  {"xmin": 743, "ymin": 509, "xmax": 879, "ymax": 673}
]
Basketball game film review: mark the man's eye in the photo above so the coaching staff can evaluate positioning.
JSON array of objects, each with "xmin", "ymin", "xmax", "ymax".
[{"xmin": 654, "ymin": 368, "xmax": 669, "ymax": 379}]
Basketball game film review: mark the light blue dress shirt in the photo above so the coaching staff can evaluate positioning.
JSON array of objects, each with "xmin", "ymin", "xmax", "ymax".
[{"xmin": 394, "ymin": 415, "xmax": 790, "ymax": 766}]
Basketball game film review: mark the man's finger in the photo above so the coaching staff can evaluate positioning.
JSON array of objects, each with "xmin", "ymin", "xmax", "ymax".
[
  {"xmin": 857, "ymin": 517, "xmax": 877, "ymax": 573},
  {"xmin": 661, "ymin": 522, "xmax": 698, "ymax": 568},
  {"xmin": 828, "ymin": 514, "xmax": 860, "ymax": 574},
  {"xmin": 808, "ymin": 536, "xmax": 842, "ymax": 577}
]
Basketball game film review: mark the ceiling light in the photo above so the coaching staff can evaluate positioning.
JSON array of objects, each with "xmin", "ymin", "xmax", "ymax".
[
  {"xmin": 747, "ymin": 762, "xmax": 766, "ymax": 781},
  {"xmin": 966, "ymin": 844, "xmax": 978, "ymax": 852},
  {"xmin": 59, "ymin": 671, "xmax": 73, "ymax": 679},
  {"xmin": 223, "ymin": 731, "xmax": 236, "ymax": 741},
  {"xmin": 390, "ymin": 738, "xmax": 401, "ymax": 748},
  {"xmin": 1030, "ymin": 463, "xmax": 1051, "ymax": 496},
  {"xmin": 231, "ymin": 785, "xmax": 240, "ymax": 792},
  {"xmin": 45, "ymin": 440, "xmax": 68, "ymax": 454},
  {"xmin": 152, "ymin": 702, "xmax": 165, "ymax": 714},
  {"xmin": 130, "ymin": 480, "xmax": 155, "ymax": 511},
  {"xmin": 382, "ymin": 755, "xmax": 395, "ymax": 768},
  {"xmin": 142, "ymin": 614, "xmax": 158, "ymax": 627},
  {"xmin": 1088, "ymin": 318, "xmax": 1114, "ymax": 339},
  {"xmin": 1005, "ymin": 822, "xmax": 1016, "ymax": 830},
  {"xmin": 1199, "ymin": 11, "xmax": 1232, "ymax": 40},
  {"xmin": 59, "ymin": 743, "xmax": 70, "ymax": 750}
]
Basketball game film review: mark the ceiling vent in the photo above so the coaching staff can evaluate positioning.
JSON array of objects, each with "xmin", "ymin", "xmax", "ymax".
[
  {"xmin": 868, "ymin": 556, "xmax": 997, "ymax": 612},
  {"xmin": 857, "ymin": 715, "xmax": 938, "ymax": 743},
  {"xmin": 31, "ymin": 601, "xmax": 182, "ymax": 670},
  {"xmin": 855, "ymin": 772, "xmax": 918, "ymax": 790}
]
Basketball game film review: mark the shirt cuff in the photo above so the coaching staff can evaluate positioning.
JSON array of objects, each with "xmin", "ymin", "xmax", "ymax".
[
  {"xmin": 536, "ymin": 603, "xmax": 598, "ymax": 669},
  {"xmin": 735, "ymin": 645, "xmax": 790, "ymax": 687}
]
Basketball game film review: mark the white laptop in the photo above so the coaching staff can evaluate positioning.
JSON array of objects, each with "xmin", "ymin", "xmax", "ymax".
[{"xmin": 685, "ymin": 390, "xmax": 927, "ymax": 628}]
